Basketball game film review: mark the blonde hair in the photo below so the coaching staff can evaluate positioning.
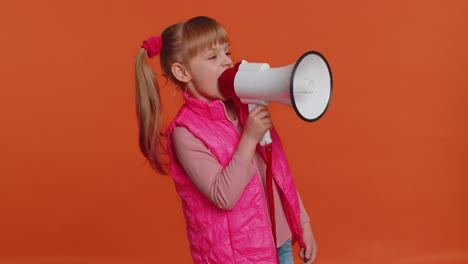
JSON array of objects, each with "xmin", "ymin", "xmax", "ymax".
[{"xmin": 135, "ymin": 16, "xmax": 229, "ymax": 174}]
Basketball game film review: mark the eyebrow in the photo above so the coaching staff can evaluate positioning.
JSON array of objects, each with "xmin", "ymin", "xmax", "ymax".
[{"xmin": 203, "ymin": 44, "xmax": 230, "ymax": 54}]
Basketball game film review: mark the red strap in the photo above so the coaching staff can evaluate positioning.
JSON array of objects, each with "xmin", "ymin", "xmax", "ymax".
[{"xmin": 265, "ymin": 143, "xmax": 277, "ymax": 245}]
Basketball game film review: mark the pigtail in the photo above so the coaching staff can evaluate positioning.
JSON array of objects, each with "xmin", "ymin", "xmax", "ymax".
[
  {"xmin": 135, "ymin": 48, "xmax": 167, "ymax": 174},
  {"xmin": 135, "ymin": 17, "xmax": 228, "ymax": 174}
]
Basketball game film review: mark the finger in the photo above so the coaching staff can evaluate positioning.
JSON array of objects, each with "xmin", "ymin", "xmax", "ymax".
[
  {"xmin": 298, "ymin": 248, "xmax": 305, "ymax": 261},
  {"xmin": 252, "ymin": 113, "xmax": 272, "ymax": 126},
  {"xmin": 263, "ymin": 121, "xmax": 273, "ymax": 130},
  {"xmin": 306, "ymin": 246, "xmax": 313, "ymax": 261},
  {"xmin": 259, "ymin": 113, "xmax": 272, "ymax": 122},
  {"xmin": 258, "ymin": 111, "xmax": 271, "ymax": 120},
  {"xmin": 308, "ymin": 249, "xmax": 317, "ymax": 263},
  {"xmin": 250, "ymin": 105, "xmax": 267, "ymax": 114},
  {"xmin": 251, "ymin": 108, "xmax": 270, "ymax": 119},
  {"xmin": 253, "ymin": 114, "xmax": 270, "ymax": 123},
  {"xmin": 306, "ymin": 246, "xmax": 317, "ymax": 263},
  {"xmin": 310, "ymin": 246, "xmax": 317, "ymax": 262}
]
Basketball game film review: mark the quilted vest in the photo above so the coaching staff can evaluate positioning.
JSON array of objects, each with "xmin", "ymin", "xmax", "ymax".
[{"xmin": 167, "ymin": 94, "xmax": 305, "ymax": 264}]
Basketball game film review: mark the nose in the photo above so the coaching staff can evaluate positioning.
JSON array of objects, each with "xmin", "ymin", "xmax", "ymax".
[{"xmin": 222, "ymin": 53, "xmax": 233, "ymax": 68}]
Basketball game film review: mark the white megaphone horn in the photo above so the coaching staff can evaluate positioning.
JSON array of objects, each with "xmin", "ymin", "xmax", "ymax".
[{"xmin": 219, "ymin": 51, "xmax": 333, "ymax": 146}]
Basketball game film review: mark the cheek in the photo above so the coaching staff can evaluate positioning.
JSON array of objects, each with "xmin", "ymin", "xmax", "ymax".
[
  {"xmin": 190, "ymin": 67, "xmax": 219, "ymax": 92},
  {"xmin": 199, "ymin": 70, "xmax": 217, "ymax": 86}
]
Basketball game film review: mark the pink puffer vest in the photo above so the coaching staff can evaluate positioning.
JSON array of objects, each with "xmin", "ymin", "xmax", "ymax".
[{"xmin": 167, "ymin": 94, "xmax": 305, "ymax": 264}]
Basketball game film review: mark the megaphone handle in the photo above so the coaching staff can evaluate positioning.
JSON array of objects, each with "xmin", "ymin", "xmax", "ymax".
[{"xmin": 248, "ymin": 104, "xmax": 272, "ymax": 146}]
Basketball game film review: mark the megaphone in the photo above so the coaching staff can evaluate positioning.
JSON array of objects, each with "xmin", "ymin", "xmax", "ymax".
[{"xmin": 219, "ymin": 51, "xmax": 333, "ymax": 145}]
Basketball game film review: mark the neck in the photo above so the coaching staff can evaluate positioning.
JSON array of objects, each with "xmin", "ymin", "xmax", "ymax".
[{"xmin": 224, "ymin": 101, "xmax": 237, "ymax": 122}]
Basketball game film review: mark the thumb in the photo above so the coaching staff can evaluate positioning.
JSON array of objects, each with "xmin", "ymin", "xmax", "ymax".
[{"xmin": 299, "ymin": 247, "xmax": 305, "ymax": 259}]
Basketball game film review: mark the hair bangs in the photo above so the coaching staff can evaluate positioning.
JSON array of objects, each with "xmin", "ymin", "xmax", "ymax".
[{"xmin": 182, "ymin": 17, "xmax": 229, "ymax": 61}]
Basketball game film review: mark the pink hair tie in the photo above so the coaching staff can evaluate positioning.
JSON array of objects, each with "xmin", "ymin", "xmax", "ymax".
[{"xmin": 142, "ymin": 37, "xmax": 163, "ymax": 58}]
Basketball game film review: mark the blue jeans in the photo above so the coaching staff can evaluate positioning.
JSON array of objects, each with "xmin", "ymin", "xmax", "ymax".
[{"xmin": 277, "ymin": 239, "xmax": 294, "ymax": 264}]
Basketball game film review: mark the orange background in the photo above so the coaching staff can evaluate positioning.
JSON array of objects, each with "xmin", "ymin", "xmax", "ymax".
[{"xmin": 1, "ymin": 0, "xmax": 467, "ymax": 263}]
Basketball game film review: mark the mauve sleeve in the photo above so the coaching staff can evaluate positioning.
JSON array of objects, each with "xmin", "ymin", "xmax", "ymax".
[{"xmin": 172, "ymin": 126, "xmax": 258, "ymax": 210}]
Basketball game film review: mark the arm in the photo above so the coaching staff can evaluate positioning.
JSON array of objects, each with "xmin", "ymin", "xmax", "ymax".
[
  {"xmin": 172, "ymin": 105, "xmax": 272, "ymax": 210},
  {"xmin": 297, "ymin": 193, "xmax": 317, "ymax": 263},
  {"xmin": 172, "ymin": 126, "xmax": 257, "ymax": 210}
]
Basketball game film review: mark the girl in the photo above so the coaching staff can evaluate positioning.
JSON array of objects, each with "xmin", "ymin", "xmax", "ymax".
[{"xmin": 135, "ymin": 16, "xmax": 317, "ymax": 264}]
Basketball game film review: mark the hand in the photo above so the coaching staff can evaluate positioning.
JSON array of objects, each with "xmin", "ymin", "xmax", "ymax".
[
  {"xmin": 299, "ymin": 222, "xmax": 317, "ymax": 263},
  {"xmin": 243, "ymin": 105, "xmax": 272, "ymax": 144},
  {"xmin": 236, "ymin": 105, "xmax": 272, "ymax": 162}
]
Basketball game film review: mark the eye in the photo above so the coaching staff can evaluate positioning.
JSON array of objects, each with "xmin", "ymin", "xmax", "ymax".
[
  {"xmin": 209, "ymin": 55, "xmax": 217, "ymax": 60},
  {"xmin": 225, "ymin": 52, "xmax": 232, "ymax": 56}
]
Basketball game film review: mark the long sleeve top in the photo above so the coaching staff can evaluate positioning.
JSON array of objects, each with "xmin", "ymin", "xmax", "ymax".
[{"xmin": 172, "ymin": 118, "xmax": 310, "ymax": 248}]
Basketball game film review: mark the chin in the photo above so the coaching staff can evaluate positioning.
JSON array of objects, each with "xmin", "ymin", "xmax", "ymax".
[{"xmin": 219, "ymin": 95, "xmax": 230, "ymax": 102}]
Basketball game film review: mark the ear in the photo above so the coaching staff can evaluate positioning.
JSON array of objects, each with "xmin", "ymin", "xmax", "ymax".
[{"xmin": 171, "ymin": 63, "xmax": 192, "ymax": 83}]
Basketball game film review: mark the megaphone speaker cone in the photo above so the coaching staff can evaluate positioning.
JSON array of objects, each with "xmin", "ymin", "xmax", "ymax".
[{"xmin": 290, "ymin": 51, "xmax": 333, "ymax": 122}]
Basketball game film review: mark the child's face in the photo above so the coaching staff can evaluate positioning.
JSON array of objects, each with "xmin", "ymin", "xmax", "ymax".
[{"xmin": 186, "ymin": 43, "xmax": 233, "ymax": 102}]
